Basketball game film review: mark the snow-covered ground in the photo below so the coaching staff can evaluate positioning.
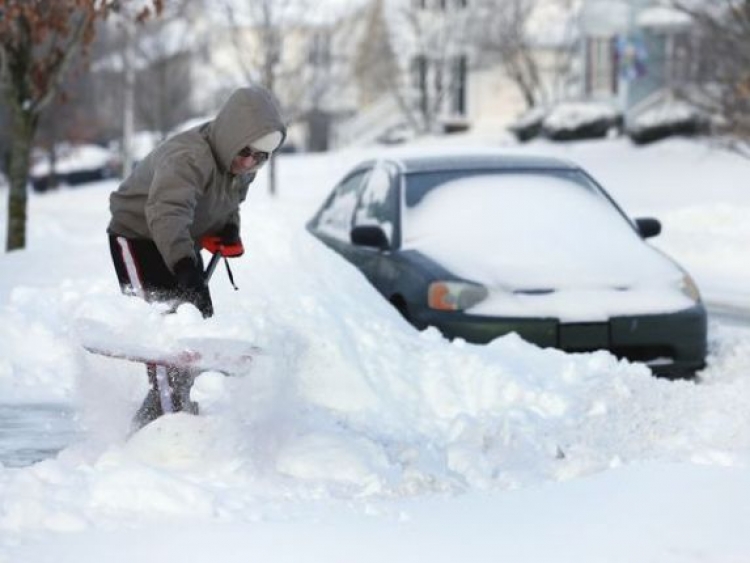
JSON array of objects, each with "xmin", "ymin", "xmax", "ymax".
[{"xmin": 0, "ymin": 136, "xmax": 749, "ymax": 561}]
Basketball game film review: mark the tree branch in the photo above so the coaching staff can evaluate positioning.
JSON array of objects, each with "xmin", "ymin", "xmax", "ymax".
[{"xmin": 30, "ymin": 10, "xmax": 95, "ymax": 115}]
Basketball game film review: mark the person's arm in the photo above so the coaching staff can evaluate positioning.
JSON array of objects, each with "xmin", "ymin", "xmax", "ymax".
[
  {"xmin": 145, "ymin": 153, "xmax": 207, "ymax": 271},
  {"xmin": 216, "ymin": 172, "xmax": 254, "ymax": 244}
]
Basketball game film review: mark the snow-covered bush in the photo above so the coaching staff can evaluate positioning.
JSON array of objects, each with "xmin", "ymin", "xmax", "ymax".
[
  {"xmin": 375, "ymin": 122, "xmax": 415, "ymax": 145},
  {"xmin": 627, "ymin": 101, "xmax": 710, "ymax": 145},
  {"xmin": 542, "ymin": 102, "xmax": 622, "ymax": 141},
  {"xmin": 508, "ymin": 106, "xmax": 549, "ymax": 142}
]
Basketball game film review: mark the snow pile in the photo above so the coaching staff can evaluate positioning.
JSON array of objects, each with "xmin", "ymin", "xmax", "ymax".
[
  {"xmin": 0, "ymin": 260, "xmax": 745, "ymax": 532},
  {"xmin": 0, "ymin": 177, "xmax": 748, "ymax": 534},
  {"xmin": 0, "ymin": 138, "xmax": 749, "ymax": 560}
]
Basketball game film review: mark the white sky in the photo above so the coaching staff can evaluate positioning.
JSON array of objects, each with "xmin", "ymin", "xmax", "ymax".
[{"xmin": 0, "ymin": 135, "xmax": 750, "ymax": 561}]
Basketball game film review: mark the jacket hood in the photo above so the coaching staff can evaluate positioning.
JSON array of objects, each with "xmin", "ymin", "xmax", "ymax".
[{"xmin": 208, "ymin": 86, "xmax": 286, "ymax": 172}]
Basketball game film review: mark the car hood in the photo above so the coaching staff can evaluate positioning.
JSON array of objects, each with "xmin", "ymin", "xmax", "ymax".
[
  {"xmin": 415, "ymin": 239, "xmax": 684, "ymax": 292},
  {"xmin": 416, "ymin": 242, "xmax": 693, "ymax": 321}
]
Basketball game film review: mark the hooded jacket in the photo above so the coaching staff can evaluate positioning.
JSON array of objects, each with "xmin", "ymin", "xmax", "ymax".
[{"xmin": 108, "ymin": 86, "xmax": 286, "ymax": 271}]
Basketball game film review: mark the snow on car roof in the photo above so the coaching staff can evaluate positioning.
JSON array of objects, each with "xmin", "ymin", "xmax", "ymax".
[{"xmin": 354, "ymin": 154, "xmax": 578, "ymax": 174}]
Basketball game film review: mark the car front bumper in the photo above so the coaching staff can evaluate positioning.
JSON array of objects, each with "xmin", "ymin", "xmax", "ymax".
[{"xmin": 416, "ymin": 304, "xmax": 707, "ymax": 377}]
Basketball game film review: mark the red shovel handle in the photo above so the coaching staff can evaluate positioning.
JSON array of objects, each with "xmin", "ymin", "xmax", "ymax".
[{"xmin": 201, "ymin": 236, "xmax": 244, "ymax": 257}]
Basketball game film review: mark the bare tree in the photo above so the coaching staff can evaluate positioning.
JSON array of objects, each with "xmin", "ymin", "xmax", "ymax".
[
  {"xmin": 34, "ymin": 62, "xmax": 102, "ymax": 191},
  {"xmin": 220, "ymin": 0, "xmax": 367, "ymax": 193},
  {"xmin": 382, "ymin": 1, "xmax": 473, "ymax": 134},
  {"xmin": 474, "ymin": 0, "xmax": 546, "ymax": 109},
  {"xmin": 0, "ymin": 0, "xmax": 162, "ymax": 252},
  {"xmin": 131, "ymin": 0, "xmax": 201, "ymax": 138},
  {"xmin": 673, "ymin": 0, "xmax": 750, "ymax": 155},
  {"xmin": 219, "ymin": 0, "xmax": 304, "ymax": 196},
  {"xmin": 472, "ymin": 0, "xmax": 578, "ymax": 111},
  {"xmin": 353, "ymin": 0, "xmax": 399, "ymax": 108},
  {"xmin": 88, "ymin": 1, "xmax": 200, "ymax": 177}
]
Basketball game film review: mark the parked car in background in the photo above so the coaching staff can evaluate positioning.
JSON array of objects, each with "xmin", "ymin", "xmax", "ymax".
[
  {"xmin": 306, "ymin": 153, "xmax": 707, "ymax": 378},
  {"xmin": 30, "ymin": 143, "xmax": 117, "ymax": 192}
]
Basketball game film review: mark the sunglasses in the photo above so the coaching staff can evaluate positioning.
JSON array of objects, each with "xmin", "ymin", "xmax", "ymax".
[{"xmin": 237, "ymin": 146, "xmax": 270, "ymax": 162}]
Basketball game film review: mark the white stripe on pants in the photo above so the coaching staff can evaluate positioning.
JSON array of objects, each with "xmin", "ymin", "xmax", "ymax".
[{"xmin": 115, "ymin": 236, "xmax": 146, "ymax": 299}]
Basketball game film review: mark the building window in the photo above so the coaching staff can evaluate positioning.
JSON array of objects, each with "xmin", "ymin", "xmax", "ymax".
[
  {"xmin": 411, "ymin": 55, "xmax": 429, "ymax": 116},
  {"xmin": 308, "ymin": 31, "xmax": 331, "ymax": 66},
  {"xmin": 451, "ymin": 55, "xmax": 467, "ymax": 115}
]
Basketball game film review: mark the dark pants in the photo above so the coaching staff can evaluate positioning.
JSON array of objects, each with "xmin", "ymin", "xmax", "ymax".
[
  {"xmin": 108, "ymin": 235, "xmax": 211, "ymax": 428},
  {"xmin": 108, "ymin": 235, "xmax": 212, "ymax": 306}
]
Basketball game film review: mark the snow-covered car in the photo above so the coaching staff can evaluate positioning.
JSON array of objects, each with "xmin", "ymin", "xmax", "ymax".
[
  {"xmin": 30, "ymin": 143, "xmax": 117, "ymax": 192},
  {"xmin": 306, "ymin": 153, "xmax": 707, "ymax": 378}
]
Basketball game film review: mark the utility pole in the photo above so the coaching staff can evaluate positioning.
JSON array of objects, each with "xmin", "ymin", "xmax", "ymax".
[
  {"xmin": 262, "ymin": 3, "xmax": 280, "ymax": 197},
  {"xmin": 122, "ymin": 18, "xmax": 136, "ymax": 179}
]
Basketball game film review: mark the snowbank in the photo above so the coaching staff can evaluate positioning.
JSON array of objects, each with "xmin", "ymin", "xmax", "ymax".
[{"xmin": 0, "ymin": 138, "xmax": 749, "ymax": 561}]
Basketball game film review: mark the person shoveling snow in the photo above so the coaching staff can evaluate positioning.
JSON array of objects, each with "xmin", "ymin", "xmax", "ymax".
[{"xmin": 104, "ymin": 85, "xmax": 286, "ymax": 430}]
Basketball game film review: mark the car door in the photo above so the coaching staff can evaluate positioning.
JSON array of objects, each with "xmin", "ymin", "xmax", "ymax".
[{"xmin": 349, "ymin": 162, "xmax": 399, "ymax": 293}]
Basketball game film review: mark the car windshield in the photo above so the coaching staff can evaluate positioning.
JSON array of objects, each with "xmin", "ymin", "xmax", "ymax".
[
  {"xmin": 401, "ymin": 169, "xmax": 678, "ymax": 289},
  {"xmin": 405, "ymin": 168, "xmax": 602, "ymax": 207}
]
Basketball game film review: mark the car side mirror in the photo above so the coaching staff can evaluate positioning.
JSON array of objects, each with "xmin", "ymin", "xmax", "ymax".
[
  {"xmin": 351, "ymin": 225, "xmax": 389, "ymax": 250},
  {"xmin": 635, "ymin": 217, "xmax": 661, "ymax": 239}
]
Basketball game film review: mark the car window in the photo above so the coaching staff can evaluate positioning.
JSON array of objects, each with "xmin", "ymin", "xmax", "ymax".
[
  {"xmin": 313, "ymin": 169, "xmax": 370, "ymax": 241},
  {"xmin": 352, "ymin": 164, "xmax": 397, "ymax": 242}
]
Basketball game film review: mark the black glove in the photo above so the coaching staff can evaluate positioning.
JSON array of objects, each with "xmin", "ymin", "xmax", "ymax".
[
  {"xmin": 216, "ymin": 223, "xmax": 240, "ymax": 245},
  {"xmin": 173, "ymin": 256, "xmax": 213, "ymax": 318}
]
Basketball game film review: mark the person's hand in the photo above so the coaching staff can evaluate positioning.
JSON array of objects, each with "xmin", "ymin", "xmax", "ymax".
[
  {"xmin": 173, "ymin": 256, "xmax": 213, "ymax": 318},
  {"xmin": 217, "ymin": 223, "xmax": 240, "ymax": 245},
  {"xmin": 202, "ymin": 224, "xmax": 244, "ymax": 257}
]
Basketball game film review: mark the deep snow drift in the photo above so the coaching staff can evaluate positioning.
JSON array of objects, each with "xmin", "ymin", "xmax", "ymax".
[{"xmin": 0, "ymin": 137, "xmax": 749, "ymax": 561}]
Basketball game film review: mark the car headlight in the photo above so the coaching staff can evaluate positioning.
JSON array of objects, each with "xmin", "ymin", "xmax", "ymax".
[
  {"xmin": 680, "ymin": 273, "xmax": 701, "ymax": 302},
  {"xmin": 428, "ymin": 281, "xmax": 488, "ymax": 311}
]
